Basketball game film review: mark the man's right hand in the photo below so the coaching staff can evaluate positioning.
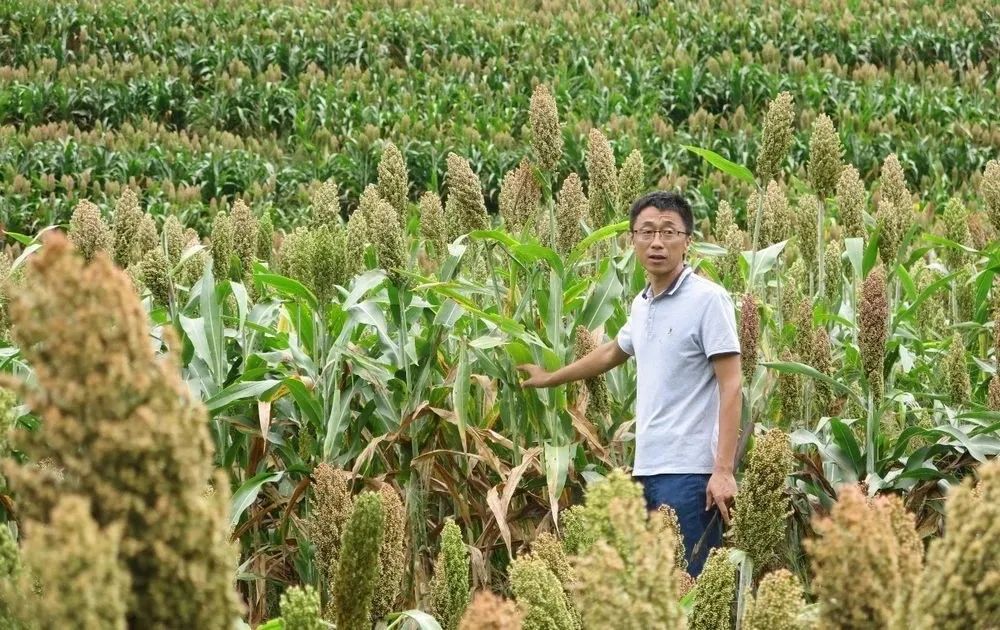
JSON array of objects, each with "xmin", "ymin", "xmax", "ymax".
[{"xmin": 516, "ymin": 364, "xmax": 553, "ymax": 388}]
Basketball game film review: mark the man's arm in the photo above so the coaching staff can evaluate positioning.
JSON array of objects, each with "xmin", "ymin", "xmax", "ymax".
[
  {"xmin": 705, "ymin": 352, "xmax": 742, "ymax": 524},
  {"xmin": 518, "ymin": 339, "xmax": 630, "ymax": 388}
]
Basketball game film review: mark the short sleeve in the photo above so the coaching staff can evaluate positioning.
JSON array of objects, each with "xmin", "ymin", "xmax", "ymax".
[
  {"xmin": 616, "ymin": 315, "xmax": 635, "ymax": 356},
  {"xmin": 700, "ymin": 289, "xmax": 740, "ymax": 359}
]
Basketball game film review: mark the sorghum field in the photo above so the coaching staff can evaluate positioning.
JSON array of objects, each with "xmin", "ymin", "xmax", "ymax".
[{"xmin": 0, "ymin": 0, "xmax": 998, "ymax": 628}]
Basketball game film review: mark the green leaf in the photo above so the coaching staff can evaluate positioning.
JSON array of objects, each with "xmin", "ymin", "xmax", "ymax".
[
  {"xmin": 762, "ymin": 360, "xmax": 863, "ymax": 408},
  {"xmin": 204, "ymin": 379, "xmax": 282, "ymax": 413},
  {"xmin": 829, "ymin": 418, "xmax": 864, "ymax": 476},
  {"xmin": 681, "ymin": 145, "xmax": 755, "ymax": 185},
  {"xmin": 230, "ymin": 471, "xmax": 284, "ymax": 528},
  {"xmin": 386, "ymin": 610, "xmax": 442, "ymax": 630},
  {"xmin": 862, "ymin": 230, "xmax": 881, "ymax": 276},
  {"xmin": 201, "ymin": 261, "xmax": 226, "ymax": 386},
  {"xmin": 845, "ymin": 237, "xmax": 864, "ymax": 280},
  {"xmin": 453, "ymin": 342, "xmax": 472, "ymax": 452},
  {"xmin": 282, "ymin": 377, "xmax": 322, "ymax": 428},
  {"xmin": 744, "ymin": 240, "xmax": 788, "ymax": 286},
  {"xmin": 255, "ymin": 272, "xmax": 318, "ymax": 308},
  {"xmin": 470, "ymin": 229, "xmax": 520, "ymax": 248},
  {"xmin": 513, "ymin": 242, "xmax": 564, "ymax": 276},
  {"xmin": 576, "ymin": 263, "xmax": 623, "ymax": 331},
  {"xmin": 568, "ymin": 220, "xmax": 629, "ymax": 264},
  {"xmin": 544, "ymin": 442, "xmax": 572, "ymax": 527}
]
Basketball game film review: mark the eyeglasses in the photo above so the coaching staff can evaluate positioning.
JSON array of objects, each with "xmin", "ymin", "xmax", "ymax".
[{"xmin": 631, "ymin": 228, "xmax": 689, "ymax": 243}]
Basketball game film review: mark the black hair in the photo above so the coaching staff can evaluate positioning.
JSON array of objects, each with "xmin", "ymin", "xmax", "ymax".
[{"xmin": 628, "ymin": 191, "xmax": 694, "ymax": 234}]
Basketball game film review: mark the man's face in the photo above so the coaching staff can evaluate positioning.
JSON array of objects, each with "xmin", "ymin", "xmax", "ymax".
[{"xmin": 631, "ymin": 207, "xmax": 691, "ymax": 275}]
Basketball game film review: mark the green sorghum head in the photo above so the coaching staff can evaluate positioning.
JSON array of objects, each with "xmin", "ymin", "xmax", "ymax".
[
  {"xmin": 586, "ymin": 128, "xmax": 619, "ymax": 228},
  {"xmin": 739, "ymin": 292, "xmax": 760, "ymax": 381},
  {"xmin": 112, "ymin": 187, "xmax": 143, "ymax": 268},
  {"xmin": 0, "ymin": 521, "xmax": 18, "ymax": 579},
  {"xmin": 311, "ymin": 179, "xmax": 341, "ymax": 230},
  {"xmin": 554, "ymin": 173, "xmax": 588, "ymax": 255},
  {"xmin": 810, "ymin": 325, "xmax": 833, "ymax": 413},
  {"xmin": 509, "ymin": 556, "xmax": 576, "ymax": 630},
  {"xmin": 989, "ymin": 375, "xmax": 1000, "ymax": 411},
  {"xmin": 731, "ymin": 429, "xmax": 794, "ymax": 576},
  {"xmin": 370, "ymin": 484, "xmax": 406, "ymax": 623},
  {"xmin": 445, "ymin": 153, "xmax": 489, "ymax": 243},
  {"xmin": 429, "ymin": 518, "xmax": 471, "ymax": 630},
  {"xmin": 162, "ymin": 215, "xmax": 186, "ymax": 266},
  {"xmin": 875, "ymin": 154, "xmax": 911, "ymax": 264},
  {"xmin": 377, "ymin": 142, "xmax": 410, "ymax": 227},
  {"xmin": 943, "ymin": 332, "xmax": 971, "ymax": 407},
  {"xmin": 714, "ymin": 200, "xmax": 737, "ymax": 241},
  {"xmin": 230, "ymin": 199, "xmax": 258, "ymax": 278},
  {"xmin": 760, "ymin": 181, "xmax": 792, "ymax": 247},
  {"xmin": 419, "ymin": 190, "xmax": 448, "ymax": 259},
  {"xmin": 139, "ymin": 247, "xmax": 171, "ymax": 306},
  {"xmin": 941, "ymin": 196, "xmax": 971, "ymax": 270},
  {"xmin": 744, "ymin": 569, "xmax": 808, "ymax": 630},
  {"xmin": 836, "ymin": 164, "xmax": 866, "ymax": 240},
  {"xmin": 69, "ymin": 199, "xmax": 112, "ymax": 263},
  {"xmin": 306, "ymin": 463, "xmax": 353, "ymax": 584},
  {"xmin": 796, "ymin": 194, "xmax": 820, "ymax": 270},
  {"xmin": 859, "ymin": 264, "xmax": 888, "ymax": 390},
  {"xmin": 618, "ymin": 148, "xmax": 645, "ymax": 208},
  {"xmin": 210, "ymin": 211, "xmax": 234, "ymax": 280},
  {"xmin": 498, "ymin": 158, "xmax": 541, "ymax": 235},
  {"xmin": 574, "ymin": 326, "xmax": 610, "ymax": 424},
  {"xmin": 280, "ymin": 585, "xmax": 323, "ymax": 630},
  {"xmin": 332, "ymin": 492, "xmax": 385, "ymax": 630},
  {"xmin": 257, "ymin": 210, "xmax": 274, "ymax": 265},
  {"xmin": 529, "ymin": 84, "xmax": 564, "ymax": 171},
  {"xmin": 807, "ymin": 113, "xmax": 843, "ymax": 200},
  {"xmin": 980, "ymin": 159, "xmax": 1000, "ymax": 233},
  {"xmin": 280, "ymin": 227, "xmax": 317, "ymax": 291},
  {"xmin": 136, "ymin": 213, "xmax": 159, "ymax": 261},
  {"xmin": 690, "ymin": 547, "xmax": 736, "ymax": 630},
  {"xmin": 755, "ymin": 91, "xmax": 795, "ymax": 185},
  {"xmin": 824, "ymin": 239, "xmax": 843, "ymax": 305},
  {"xmin": 310, "ymin": 225, "xmax": 346, "ymax": 305}
]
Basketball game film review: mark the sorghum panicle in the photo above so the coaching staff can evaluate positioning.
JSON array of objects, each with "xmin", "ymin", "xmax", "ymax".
[
  {"xmin": 859, "ymin": 264, "xmax": 889, "ymax": 394},
  {"xmin": 68, "ymin": 199, "xmax": 112, "ymax": 262},
  {"xmin": 941, "ymin": 197, "xmax": 971, "ymax": 270},
  {"xmin": 760, "ymin": 181, "xmax": 792, "ymax": 246},
  {"xmin": 743, "ymin": 569, "xmax": 808, "ymax": 630},
  {"xmin": 331, "ymin": 492, "xmax": 385, "ymax": 630},
  {"xmin": 529, "ymin": 84, "xmax": 564, "ymax": 171},
  {"xmin": 807, "ymin": 113, "xmax": 844, "ymax": 200},
  {"xmin": 875, "ymin": 154, "xmax": 911, "ymax": 264},
  {"xmin": 618, "ymin": 149, "xmax": 645, "ymax": 207},
  {"xmin": 824, "ymin": 239, "xmax": 843, "ymax": 305},
  {"xmin": 458, "ymin": 591, "xmax": 523, "ymax": 630},
  {"xmin": 210, "ymin": 210, "xmax": 234, "ymax": 279},
  {"xmin": 912, "ymin": 458, "xmax": 999, "ymax": 629},
  {"xmin": 371, "ymin": 484, "xmax": 406, "ymax": 623},
  {"xmin": 230, "ymin": 198, "xmax": 259, "ymax": 278},
  {"xmin": 419, "ymin": 190, "xmax": 448, "ymax": 259},
  {"xmin": 739, "ymin": 292, "xmax": 760, "ymax": 381},
  {"xmin": 586, "ymin": 128, "xmax": 619, "ymax": 228},
  {"xmin": 445, "ymin": 153, "xmax": 489, "ymax": 243},
  {"xmin": 136, "ymin": 213, "xmax": 159, "ymax": 261},
  {"xmin": 690, "ymin": 547, "xmax": 736, "ymax": 630},
  {"xmin": 755, "ymin": 91, "xmax": 795, "ymax": 184},
  {"xmin": 731, "ymin": 428, "xmax": 794, "ymax": 576},
  {"xmin": 836, "ymin": 164, "xmax": 866, "ymax": 240},
  {"xmin": 499, "ymin": 158, "xmax": 541, "ymax": 235},
  {"xmin": 943, "ymin": 332, "xmax": 971, "ymax": 407},
  {"xmin": 311, "ymin": 179, "xmax": 341, "ymax": 230},
  {"xmin": 307, "ymin": 463, "xmax": 353, "ymax": 584},
  {"xmin": 980, "ymin": 159, "xmax": 1000, "ymax": 233},
  {"xmin": 280, "ymin": 585, "xmax": 323, "ymax": 630},
  {"xmin": 554, "ymin": 173, "xmax": 588, "ymax": 255},
  {"xmin": 279, "ymin": 227, "xmax": 317, "ymax": 291},
  {"xmin": 162, "ymin": 215, "xmax": 186, "ymax": 265},
  {"xmin": 429, "ymin": 518, "xmax": 471, "ymax": 630},
  {"xmin": 377, "ymin": 141, "xmax": 410, "ymax": 226},
  {"xmin": 510, "ymin": 556, "xmax": 577, "ymax": 630},
  {"xmin": 257, "ymin": 210, "xmax": 274, "ymax": 264},
  {"xmin": 796, "ymin": 194, "xmax": 820, "ymax": 270},
  {"xmin": 111, "ymin": 187, "xmax": 143, "ymax": 268}
]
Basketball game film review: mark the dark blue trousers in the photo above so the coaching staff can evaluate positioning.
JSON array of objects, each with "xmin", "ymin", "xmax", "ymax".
[{"xmin": 634, "ymin": 473, "xmax": 722, "ymax": 577}]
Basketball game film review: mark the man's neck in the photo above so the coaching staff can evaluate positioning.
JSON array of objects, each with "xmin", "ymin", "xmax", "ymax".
[{"xmin": 648, "ymin": 262, "xmax": 686, "ymax": 298}]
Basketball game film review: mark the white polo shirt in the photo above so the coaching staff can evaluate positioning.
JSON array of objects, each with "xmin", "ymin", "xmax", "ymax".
[{"xmin": 616, "ymin": 266, "xmax": 741, "ymax": 475}]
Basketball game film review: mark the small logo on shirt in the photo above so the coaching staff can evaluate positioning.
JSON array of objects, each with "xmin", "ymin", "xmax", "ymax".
[{"xmin": 665, "ymin": 327, "xmax": 673, "ymax": 336}]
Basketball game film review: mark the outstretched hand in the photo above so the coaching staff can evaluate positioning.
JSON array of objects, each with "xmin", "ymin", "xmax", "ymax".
[
  {"xmin": 705, "ymin": 470, "xmax": 737, "ymax": 525},
  {"xmin": 516, "ymin": 364, "xmax": 552, "ymax": 388}
]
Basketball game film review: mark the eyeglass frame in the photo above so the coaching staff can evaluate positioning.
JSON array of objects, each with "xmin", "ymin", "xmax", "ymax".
[{"xmin": 630, "ymin": 228, "xmax": 691, "ymax": 243}]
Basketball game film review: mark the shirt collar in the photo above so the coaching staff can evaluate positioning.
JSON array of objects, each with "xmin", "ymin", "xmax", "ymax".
[{"xmin": 642, "ymin": 264, "xmax": 693, "ymax": 300}]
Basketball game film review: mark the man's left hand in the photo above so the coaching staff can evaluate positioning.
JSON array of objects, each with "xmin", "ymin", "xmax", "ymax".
[{"xmin": 706, "ymin": 471, "xmax": 737, "ymax": 525}]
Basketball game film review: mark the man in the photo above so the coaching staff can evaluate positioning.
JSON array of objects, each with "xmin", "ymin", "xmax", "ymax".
[{"xmin": 518, "ymin": 191, "xmax": 742, "ymax": 576}]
